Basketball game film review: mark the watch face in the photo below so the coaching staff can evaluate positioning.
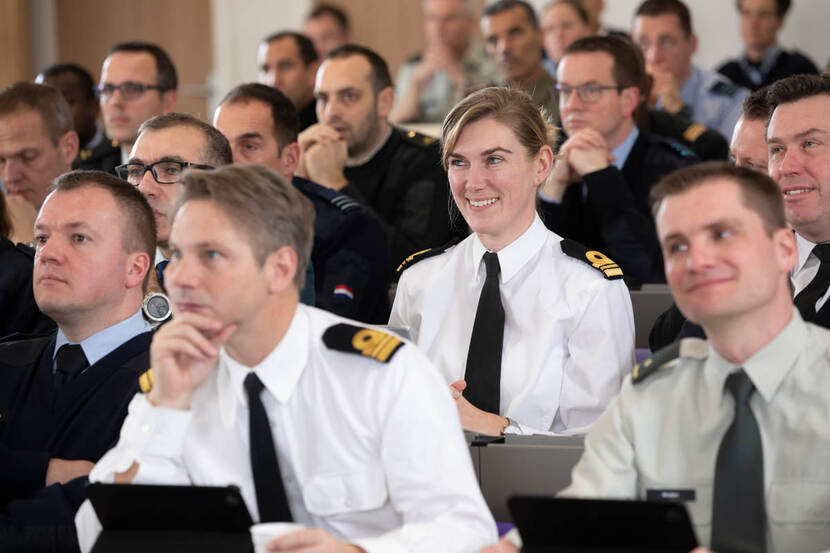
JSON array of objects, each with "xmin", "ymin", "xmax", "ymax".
[{"xmin": 146, "ymin": 294, "xmax": 171, "ymax": 321}]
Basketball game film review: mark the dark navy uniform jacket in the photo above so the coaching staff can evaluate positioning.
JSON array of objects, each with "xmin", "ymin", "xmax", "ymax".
[
  {"xmin": 718, "ymin": 49, "xmax": 819, "ymax": 91},
  {"xmin": 0, "ymin": 331, "xmax": 151, "ymax": 542},
  {"xmin": 0, "ymin": 238, "xmax": 55, "ymax": 339},
  {"xmin": 72, "ymin": 135, "xmax": 120, "ymax": 175},
  {"xmin": 540, "ymin": 130, "xmax": 697, "ymax": 284},
  {"xmin": 342, "ymin": 127, "xmax": 467, "ymax": 274},
  {"xmin": 293, "ymin": 176, "xmax": 391, "ymax": 323}
]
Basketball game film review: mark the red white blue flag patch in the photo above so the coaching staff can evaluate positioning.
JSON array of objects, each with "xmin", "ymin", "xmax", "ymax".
[{"xmin": 333, "ymin": 285, "xmax": 354, "ymax": 300}]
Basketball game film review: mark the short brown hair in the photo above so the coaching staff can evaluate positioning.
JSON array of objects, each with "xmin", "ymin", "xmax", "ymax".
[
  {"xmin": 441, "ymin": 86, "xmax": 556, "ymax": 170},
  {"xmin": 742, "ymin": 85, "xmax": 772, "ymax": 121},
  {"xmin": 138, "ymin": 112, "xmax": 233, "ymax": 167},
  {"xmin": 174, "ymin": 165, "xmax": 315, "ymax": 289},
  {"xmin": 563, "ymin": 35, "xmax": 646, "ymax": 91},
  {"xmin": 635, "ymin": 0, "xmax": 693, "ymax": 36},
  {"xmin": 220, "ymin": 83, "xmax": 299, "ymax": 148},
  {"xmin": 52, "ymin": 170, "xmax": 157, "ymax": 290},
  {"xmin": 650, "ymin": 161, "xmax": 786, "ymax": 235},
  {"xmin": 766, "ymin": 73, "xmax": 830, "ymax": 114},
  {"xmin": 0, "ymin": 82, "xmax": 73, "ymax": 144},
  {"xmin": 544, "ymin": 0, "xmax": 590, "ymax": 24},
  {"xmin": 326, "ymin": 45, "xmax": 392, "ymax": 93}
]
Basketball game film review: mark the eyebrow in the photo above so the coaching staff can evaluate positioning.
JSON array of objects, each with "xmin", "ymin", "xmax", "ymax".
[
  {"xmin": 237, "ymin": 132, "xmax": 264, "ymax": 141},
  {"xmin": 35, "ymin": 221, "xmax": 96, "ymax": 232},
  {"xmin": 661, "ymin": 219, "xmax": 742, "ymax": 243}
]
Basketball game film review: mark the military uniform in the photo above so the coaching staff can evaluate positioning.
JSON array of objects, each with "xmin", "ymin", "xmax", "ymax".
[
  {"xmin": 293, "ymin": 176, "xmax": 391, "ymax": 323},
  {"xmin": 540, "ymin": 130, "xmax": 697, "ymax": 284},
  {"xmin": 298, "ymin": 99, "xmax": 318, "ymax": 131},
  {"xmin": 73, "ymin": 133, "xmax": 121, "ymax": 175},
  {"xmin": 718, "ymin": 45, "xmax": 819, "ymax": 91},
  {"xmin": 0, "ymin": 238, "xmax": 54, "ymax": 338},
  {"xmin": 664, "ymin": 66, "xmax": 749, "ymax": 142},
  {"xmin": 645, "ymin": 108, "xmax": 729, "ymax": 162},
  {"xmin": 561, "ymin": 311, "xmax": 830, "ymax": 552},
  {"xmin": 343, "ymin": 127, "xmax": 467, "ymax": 274},
  {"xmin": 522, "ymin": 69, "xmax": 560, "ymax": 126}
]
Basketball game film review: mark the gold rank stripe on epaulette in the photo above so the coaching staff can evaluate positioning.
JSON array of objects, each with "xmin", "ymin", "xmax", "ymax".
[
  {"xmin": 403, "ymin": 129, "xmax": 437, "ymax": 146},
  {"xmin": 632, "ymin": 341, "xmax": 681, "ymax": 385},
  {"xmin": 396, "ymin": 248, "xmax": 431, "ymax": 273},
  {"xmin": 396, "ymin": 237, "xmax": 461, "ymax": 274},
  {"xmin": 138, "ymin": 368, "xmax": 154, "ymax": 393},
  {"xmin": 560, "ymin": 239, "xmax": 624, "ymax": 280},
  {"xmin": 322, "ymin": 323, "xmax": 404, "ymax": 363},
  {"xmin": 80, "ymin": 149, "xmax": 93, "ymax": 161},
  {"xmin": 682, "ymin": 123, "xmax": 707, "ymax": 143}
]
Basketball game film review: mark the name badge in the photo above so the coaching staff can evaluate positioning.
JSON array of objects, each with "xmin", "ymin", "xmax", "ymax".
[{"xmin": 646, "ymin": 489, "xmax": 696, "ymax": 502}]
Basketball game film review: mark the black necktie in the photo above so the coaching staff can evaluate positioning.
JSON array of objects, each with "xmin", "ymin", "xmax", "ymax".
[
  {"xmin": 794, "ymin": 244, "xmax": 830, "ymax": 320},
  {"xmin": 711, "ymin": 369, "xmax": 766, "ymax": 553},
  {"xmin": 243, "ymin": 372, "xmax": 293, "ymax": 522},
  {"xmin": 463, "ymin": 252, "xmax": 505, "ymax": 414},
  {"xmin": 156, "ymin": 260, "xmax": 169, "ymax": 292},
  {"xmin": 54, "ymin": 344, "xmax": 89, "ymax": 388}
]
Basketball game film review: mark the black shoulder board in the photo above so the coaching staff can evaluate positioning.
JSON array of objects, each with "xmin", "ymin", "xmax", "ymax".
[
  {"xmin": 399, "ymin": 128, "xmax": 437, "ymax": 148},
  {"xmin": 14, "ymin": 242, "xmax": 35, "ymax": 259},
  {"xmin": 710, "ymin": 80, "xmax": 740, "ymax": 97},
  {"xmin": 664, "ymin": 139, "xmax": 697, "ymax": 159},
  {"xmin": 323, "ymin": 323, "xmax": 404, "ymax": 364},
  {"xmin": 396, "ymin": 237, "xmax": 461, "ymax": 274},
  {"xmin": 138, "ymin": 368, "xmax": 154, "ymax": 393},
  {"xmin": 560, "ymin": 239, "xmax": 624, "ymax": 280},
  {"xmin": 632, "ymin": 341, "xmax": 681, "ymax": 385}
]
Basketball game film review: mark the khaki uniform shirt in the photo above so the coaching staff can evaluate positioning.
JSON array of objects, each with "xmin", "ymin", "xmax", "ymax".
[{"xmin": 561, "ymin": 310, "xmax": 830, "ymax": 552}]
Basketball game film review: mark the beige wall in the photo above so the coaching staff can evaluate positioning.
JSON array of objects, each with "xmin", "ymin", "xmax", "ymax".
[{"xmin": 0, "ymin": 0, "xmax": 31, "ymax": 87}]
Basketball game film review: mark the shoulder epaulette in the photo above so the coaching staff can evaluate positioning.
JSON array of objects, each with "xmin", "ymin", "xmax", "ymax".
[
  {"xmin": 322, "ymin": 323, "xmax": 404, "ymax": 363},
  {"xmin": 396, "ymin": 237, "xmax": 461, "ymax": 274},
  {"xmin": 79, "ymin": 148, "xmax": 93, "ymax": 161},
  {"xmin": 710, "ymin": 80, "xmax": 741, "ymax": 97},
  {"xmin": 138, "ymin": 368, "xmax": 154, "ymax": 393},
  {"xmin": 682, "ymin": 123, "xmax": 707, "ymax": 143},
  {"xmin": 560, "ymin": 239, "xmax": 623, "ymax": 280},
  {"xmin": 329, "ymin": 193, "xmax": 361, "ymax": 214},
  {"xmin": 632, "ymin": 337, "xmax": 708, "ymax": 385},
  {"xmin": 14, "ymin": 242, "xmax": 35, "ymax": 259},
  {"xmin": 398, "ymin": 128, "xmax": 437, "ymax": 148},
  {"xmin": 661, "ymin": 139, "xmax": 697, "ymax": 159}
]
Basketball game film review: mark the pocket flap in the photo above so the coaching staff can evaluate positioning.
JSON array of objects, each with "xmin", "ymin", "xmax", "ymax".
[
  {"xmin": 302, "ymin": 465, "xmax": 388, "ymax": 516},
  {"xmin": 769, "ymin": 482, "xmax": 830, "ymax": 523}
]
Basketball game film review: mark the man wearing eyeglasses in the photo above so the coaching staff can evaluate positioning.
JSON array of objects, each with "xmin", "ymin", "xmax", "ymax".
[
  {"xmin": 99, "ymin": 42, "xmax": 177, "ymax": 166},
  {"xmin": 539, "ymin": 35, "xmax": 695, "ymax": 284}
]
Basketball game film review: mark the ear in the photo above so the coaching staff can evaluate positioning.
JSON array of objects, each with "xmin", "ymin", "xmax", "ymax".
[
  {"xmin": 620, "ymin": 86, "xmax": 641, "ymax": 119},
  {"xmin": 125, "ymin": 250, "xmax": 152, "ymax": 291},
  {"xmin": 533, "ymin": 145, "xmax": 555, "ymax": 187},
  {"xmin": 264, "ymin": 245, "xmax": 299, "ymax": 294},
  {"xmin": 58, "ymin": 130, "xmax": 80, "ymax": 166},
  {"xmin": 161, "ymin": 90, "xmax": 178, "ymax": 113},
  {"xmin": 773, "ymin": 227, "xmax": 798, "ymax": 274},
  {"xmin": 376, "ymin": 86, "xmax": 395, "ymax": 119},
  {"xmin": 278, "ymin": 142, "xmax": 301, "ymax": 176}
]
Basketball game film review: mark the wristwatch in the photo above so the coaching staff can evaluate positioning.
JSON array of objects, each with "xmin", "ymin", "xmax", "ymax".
[
  {"xmin": 142, "ymin": 292, "xmax": 172, "ymax": 324},
  {"xmin": 502, "ymin": 417, "xmax": 523, "ymax": 436}
]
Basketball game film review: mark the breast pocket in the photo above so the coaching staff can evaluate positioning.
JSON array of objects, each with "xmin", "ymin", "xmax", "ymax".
[
  {"xmin": 769, "ymin": 482, "xmax": 830, "ymax": 525},
  {"xmin": 641, "ymin": 477, "xmax": 712, "ymax": 530},
  {"xmin": 302, "ymin": 465, "xmax": 389, "ymax": 517}
]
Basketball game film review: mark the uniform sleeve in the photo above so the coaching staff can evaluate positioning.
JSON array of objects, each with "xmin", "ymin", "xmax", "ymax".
[
  {"xmin": 582, "ymin": 167, "xmax": 665, "ymax": 283},
  {"xmin": 74, "ymin": 393, "xmax": 195, "ymax": 551},
  {"xmin": 558, "ymin": 378, "xmax": 639, "ymax": 498},
  {"xmin": 0, "ymin": 443, "xmax": 51, "ymax": 503},
  {"xmin": 388, "ymin": 270, "xmax": 419, "ymax": 342},
  {"xmin": 351, "ymin": 345, "xmax": 497, "ymax": 553},
  {"xmin": 553, "ymin": 279, "xmax": 635, "ymax": 434}
]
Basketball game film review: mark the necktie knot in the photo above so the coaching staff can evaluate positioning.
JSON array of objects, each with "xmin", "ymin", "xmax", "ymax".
[
  {"xmin": 483, "ymin": 252, "xmax": 501, "ymax": 279},
  {"xmin": 813, "ymin": 243, "xmax": 830, "ymax": 263},
  {"xmin": 54, "ymin": 344, "xmax": 89, "ymax": 387},
  {"xmin": 725, "ymin": 369, "xmax": 755, "ymax": 406},
  {"xmin": 244, "ymin": 372, "xmax": 265, "ymax": 396}
]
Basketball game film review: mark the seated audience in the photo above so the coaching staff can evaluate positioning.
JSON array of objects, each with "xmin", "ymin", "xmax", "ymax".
[
  {"xmin": 481, "ymin": 0, "xmax": 560, "ymax": 125},
  {"xmin": 75, "ymin": 164, "xmax": 497, "ymax": 553},
  {"xmin": 539, "ymin": 35, "xmax": 695, "ymax": 284},
  {"xmin": 580, "ymin": 0, "xmax": 628, "ymax": 37},
  {"xmin": 0, "ymin": 82, "xmax": 79, "ymax": 245},
  {"xmin": 0, "ymin": 192, "xmax": 54, "ymax": 338},
  {"xmin": 540, "ymin": 0, "xmax": 592, "ymax": 78},
  {"xmin": 98, "ymin": 42, "xmax": 177, "ymax": 165},
  {"xmin": 0, "ymin": 171, "xmax": 154, "ymax": 548},
  {"xmin": 632, "ymin": 0, "xmax": 748, "ymax": 141},
  {"xmin": 298, "ymin": 45, "xmax": 463, "ymax": 272},
  {"xmin": 36, "ymin": 63, "xmax": 120, "ymax": 174},
  {"xmin": 390, "ymin": 87, "xmax": 634, "ymax": 436},
  {"xmin": 729, "ymin": 86, "xmax": 772, "ymax": 172},
  {"xmin": 304, "ymin": 3, "xmax": 351, "ymax": 60},
  {"xmin": 214, "ymin": 83, "xmax": 391, "ymax": 322},
  {"xmin": 258, "ymin": 32, "xmax": 320, "ymax": 130},
  {"xmin": 490, "ymin": 161, "xmax": 830, "ymax": 553},
  {"xmin": 390, "ymin": 0, "xmax": 499, "ymax": 124},
  {"xmin": 718, "ymin": 0, "xmax": 818, "ymax": 91}
]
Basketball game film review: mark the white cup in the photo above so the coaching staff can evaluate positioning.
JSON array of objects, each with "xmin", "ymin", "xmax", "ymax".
[{"xmin": 250, "ymin": 522, "xmax": 306, "ymax": 553}]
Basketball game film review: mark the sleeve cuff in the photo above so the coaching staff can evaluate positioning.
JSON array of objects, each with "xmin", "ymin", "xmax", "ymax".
[{"xmin": 351, "ymin": 528, "xmax": 407, "ymax": 553}]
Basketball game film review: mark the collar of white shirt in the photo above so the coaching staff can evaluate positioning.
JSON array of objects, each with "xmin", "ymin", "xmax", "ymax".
[
  {"xmin": 53, "ymin": 308, "xmax": 151, "ymax": 369},
  {"xmin": 216, "ymin": 304, "xmax": 310, "ymax": 428},
  {"xmin": 705, "ymin": 307, "xmax": 807, "ymax": 403},
  {"xmin": 794, "ymin": 232, "xmax": 818, "ymax": 274},
  {"xmin": 469, "ymin": 214, "xmax": 548, "ymax": 284}
]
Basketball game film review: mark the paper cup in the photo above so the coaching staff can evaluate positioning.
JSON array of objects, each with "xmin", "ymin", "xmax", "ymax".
[{"xmin": 250, "ymin": 522, "xmax": 306, "ymax": 553}]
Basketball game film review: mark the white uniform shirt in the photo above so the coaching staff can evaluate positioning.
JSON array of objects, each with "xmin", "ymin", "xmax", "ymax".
[
  {"xmin": 561, "ymin": 311, "xmax": 830, "ymax": 552},
  {"xmin": 389, "ymin": 216, "xmax": 635, "ymax": 435},
  {"xmin": 792, "ymin": 232, "xmax": 830, "ymax": 313},
  {"xmin": 75, "ymin": 305, "xmax": 496, "ymax": 553}
]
